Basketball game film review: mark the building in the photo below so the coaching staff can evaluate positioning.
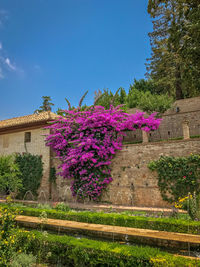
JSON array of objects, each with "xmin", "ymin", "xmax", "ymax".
[
  {"xmin": 0, "ymin": 96, "xmax": 200, "ymax": 206},
  {"xmin": 124, "ymin": 96, "xmax": 200, "ymax": 143},
  {"xmin": 0, "ymin": 111, "xmax": 58, "ymax": 198}
]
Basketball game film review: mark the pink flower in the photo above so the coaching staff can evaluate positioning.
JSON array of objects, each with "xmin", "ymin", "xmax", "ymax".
[{"xmin": 45, "ymin": 105, "xmax": 161, "ymax": 200}]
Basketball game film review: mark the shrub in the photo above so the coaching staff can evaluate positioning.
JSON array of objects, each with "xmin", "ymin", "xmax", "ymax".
[
  {"xmin": 54, "ymin": 202, "xmax": 70, "ymax": 212},
  {"xmin": 0, "ymin": 155, "xmax": 22, "ymax": 195},
  {"xmin": 37, "ymin": 203, "xmax": 52, "ymax": 210},
  {"xmin": 184, "ymin": 192, "xmax": 200, "ymax": 221},
  {"xmin": 16, "ymin": 230, "xmax": 200, "ymax": 266},
  {"xmin": 0, "ymin": 201, "xmax": 19, "ymax": 265},
  {"xmin": 15, "ymin": 153, "xmax": 43, "ymax": 198},
  {"xmin": 148, "ymin": 154, "xmax": 200, "ymax": 203},
  {"xmin": 46, "ymin": 106, "xmax": 161, "ymax": 201},
  {"xmin": 11, "ymin": 253, "xmax": 36, "ymax": 267},
  {"xmin": 4, "ymin": 204, "xmax": 200, "ymax": 235}
]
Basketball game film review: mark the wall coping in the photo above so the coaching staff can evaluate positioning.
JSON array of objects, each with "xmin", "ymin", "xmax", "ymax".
[{"xmin": 122, "ymin": 138, "xmax": 200, "ymax": 148}]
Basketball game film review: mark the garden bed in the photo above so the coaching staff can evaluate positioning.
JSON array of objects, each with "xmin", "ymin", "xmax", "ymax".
[
  {"xmin": 1, "ymin": 203, "xmax": 199, "ymax": 235},
  {"xmin": 16, "ymin": 230, "xmax": 200, "ymax": 266}
]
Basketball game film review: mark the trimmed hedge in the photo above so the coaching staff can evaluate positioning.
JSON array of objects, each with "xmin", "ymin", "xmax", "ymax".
[
  {"xmin": 2, "ymin": 204, "xmax": 200, "ymax": 235},
  {"xmin": 17, "ymin": 230, "xmax": 200, "ymax": 266}
]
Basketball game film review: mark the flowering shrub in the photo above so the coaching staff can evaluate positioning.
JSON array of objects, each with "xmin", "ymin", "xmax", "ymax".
[
  {"xmin": 46, "ymin": 106, "xmax": 161, "ymax": 200},
  {"xmin": 0, "ymin": 197, "xmax": 36, "ymax": 265},
  {"xmin": 148, "ymin": 154, "xmax": 200, "ymax": 203},
  {"xmin": 174, "ymin": 195, "xmax": 191, "ymax": 209}
]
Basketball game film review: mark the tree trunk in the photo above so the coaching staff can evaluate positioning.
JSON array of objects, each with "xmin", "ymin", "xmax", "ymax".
[{"xmin": 175, "ymin": 66, "xmax": 184, "ymax": 100}]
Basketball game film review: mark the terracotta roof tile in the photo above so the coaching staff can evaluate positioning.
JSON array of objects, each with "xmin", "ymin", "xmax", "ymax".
[{"xmin": 0, "ymin": 111, "xmax": 58, "ymax": 129}]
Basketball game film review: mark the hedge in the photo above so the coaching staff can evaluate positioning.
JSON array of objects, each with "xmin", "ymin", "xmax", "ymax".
[
  {"xmin": 17, "ymin": 230, "xmax": 200, "ymax": 266},
  {"xmin": 2, "ymin": 204, "xmax": 200, "ymax": 235}
]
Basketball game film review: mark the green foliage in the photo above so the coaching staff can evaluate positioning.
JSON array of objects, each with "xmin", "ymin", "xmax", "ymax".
[
  {"xmin": 34, "ymin": 96, "xmax": 54, "ymax": 113},
  {"xmin": 5, "ymin": 204, "xmax": 200, "ymax": 235},
  {"xmin": 126, "ymin": 87, "xmax": 141, "ymax": 109},
  {"xmin": 0, "ymin": 155, "xmax": 22, "ymax": 194},
  {"xmin": 187, "ymin": 192, "xmax": 200, "ymax": 221},
  {"xmin": 0, "ymin": 202, "xmax": 19, "ymax": 265},
  {"xmin": 94, "ymin": 83, "xmax": 173, "ymax": 115},
  {"xmin": 94, "ymin": 88, "xmax": 127, "ymax": 110},
  {"xmin": 54, "ymin": 202, "xmax": 70, "ymax": 212},
  {"xmin": 36, "ymin": 203, "xmax": 52, "ymax": 210},
  {"xmin": 147, "ymin": 0, "xmax": 200, "ymax": 99},
  {"xmin": 148, "ymin": 154, "xmax": 200, "ymax": 203},
  {"xmin": 131, "ymin": 78, "xmax": 157, "ymax": 94},
  {"xmin": 0, "ymin": 200, "xmax": 37, "ymax": 266},
  {"xmin": 16, "ymin": 230, "xmax": 200, "ymax": 266},
  {"xmin": 15, "ymin": 153, "xmax": 43, "ymax": 198},
  {"xmin": 128, "ymin": 87, "xmax": 174, "ymax": 115},
  {"xmin": 11, "ymin": 253, "xmax": 36, "ymax": 267},
  {"xmin": 94, "ymin": 89, "xmax": 114, "ymax": 109}
]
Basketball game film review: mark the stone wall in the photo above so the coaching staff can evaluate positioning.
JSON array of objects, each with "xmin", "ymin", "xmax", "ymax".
[
  {"xmin": 124, "ymin": 96, "xmax": 200, "ymax": 143},
  {"xmin": 50, "ymin": 152, "xmax": 72, "ymax": 202},
  {"xmin": 51, "ymin": 138, "xmax": 200, "ymax": 208},
  {"xmin": 101, "ymin": 139, "xmax": 200, "ymax": 207},
  {"xmin": 0, "ymin": 128, "xmax": 51, "ymax": 198}
]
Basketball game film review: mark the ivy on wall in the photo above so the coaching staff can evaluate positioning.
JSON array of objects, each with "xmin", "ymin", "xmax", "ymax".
[
  {"xmin": 15, "ymin": 153, "xmax": 43, "ymax": 198},
  {"xmin": 148, "ymin": 154, "xmax": 200, "ymax": 203}
]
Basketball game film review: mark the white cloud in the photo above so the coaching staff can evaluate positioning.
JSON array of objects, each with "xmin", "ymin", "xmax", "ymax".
[
  {"xmin": 0, "ymin": 10, "xmax": 24, "ymax": 78},
  {"xmin": 5, "ymin": 57, "xmax": 16, "ymax": 71}
]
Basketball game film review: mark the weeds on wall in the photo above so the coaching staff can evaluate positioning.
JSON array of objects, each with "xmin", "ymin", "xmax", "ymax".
[
  {"xmin": 148, "ymin": 154, "xmax": 200, "ymax": 203},
  {"xmin": 15, "ymin": 153, "xmax": 43, "ymax": 199}
]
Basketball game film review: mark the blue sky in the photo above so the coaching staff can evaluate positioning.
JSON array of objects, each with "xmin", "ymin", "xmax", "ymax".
[{"xmin": 0, "ymin": 0, "xmax": 152, "ymax": 120}]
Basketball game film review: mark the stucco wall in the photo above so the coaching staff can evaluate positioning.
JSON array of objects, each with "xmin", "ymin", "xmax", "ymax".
[{"xmin": 0, "ymin": 128, "xmax": 51, "ymax": 197}]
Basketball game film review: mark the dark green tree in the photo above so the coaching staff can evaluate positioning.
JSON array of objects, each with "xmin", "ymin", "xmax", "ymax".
[
  {"xmin": 178, "ymin": 0, "xmax": 200, "ymax": 96},
  {"xmin": 147, "ymin": 0, "xmax": 184, "ymax": 99},
  {"xmin": 147, "ymin": 0, "xmax": 200, "ymax": 99},
  {"xmin": 34, "ymin": 96, "xmax": 54, "ymax": 113},
  {"xmin": 131, "ymin": 78, "xmax": 158, "ymax": 94}
]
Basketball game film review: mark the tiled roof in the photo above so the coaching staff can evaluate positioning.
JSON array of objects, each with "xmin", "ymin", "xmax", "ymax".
[{"xmin": 0, "ymin": 111, "xmax": 58, "ymax": 129}]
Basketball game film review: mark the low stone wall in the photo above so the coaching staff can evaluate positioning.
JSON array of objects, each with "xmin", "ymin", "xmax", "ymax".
[
  {"xmin": 124, "ymin": 96, "xmax": 200, "ymax": 143},
  {"xmin": 52, "ymin": 139, "xmax": 200, "ymax": 208}
]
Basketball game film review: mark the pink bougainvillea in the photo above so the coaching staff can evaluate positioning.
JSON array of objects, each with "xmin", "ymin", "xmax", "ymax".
[{"xmin": 45, "ymin": 106, "xmax": 161, "ymax": 200}]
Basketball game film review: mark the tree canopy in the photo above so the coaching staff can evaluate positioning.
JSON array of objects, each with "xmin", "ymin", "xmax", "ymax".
[
  {"xmin": 34, "ymin": 96, "xmax": 54, "ymax": 113},
  {"xmin": 147, "ymin": 0, "xmax": 200, "ymax": 99}
]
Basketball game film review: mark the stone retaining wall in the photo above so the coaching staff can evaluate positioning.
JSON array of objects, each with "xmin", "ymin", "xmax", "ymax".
[
  {"xmin": 53, "ymin": 139, "xmax": 200, "ymax": 208},
  {"xmin": 101, "ymin": 139, "xmax": 200, "ymax": 207}
]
